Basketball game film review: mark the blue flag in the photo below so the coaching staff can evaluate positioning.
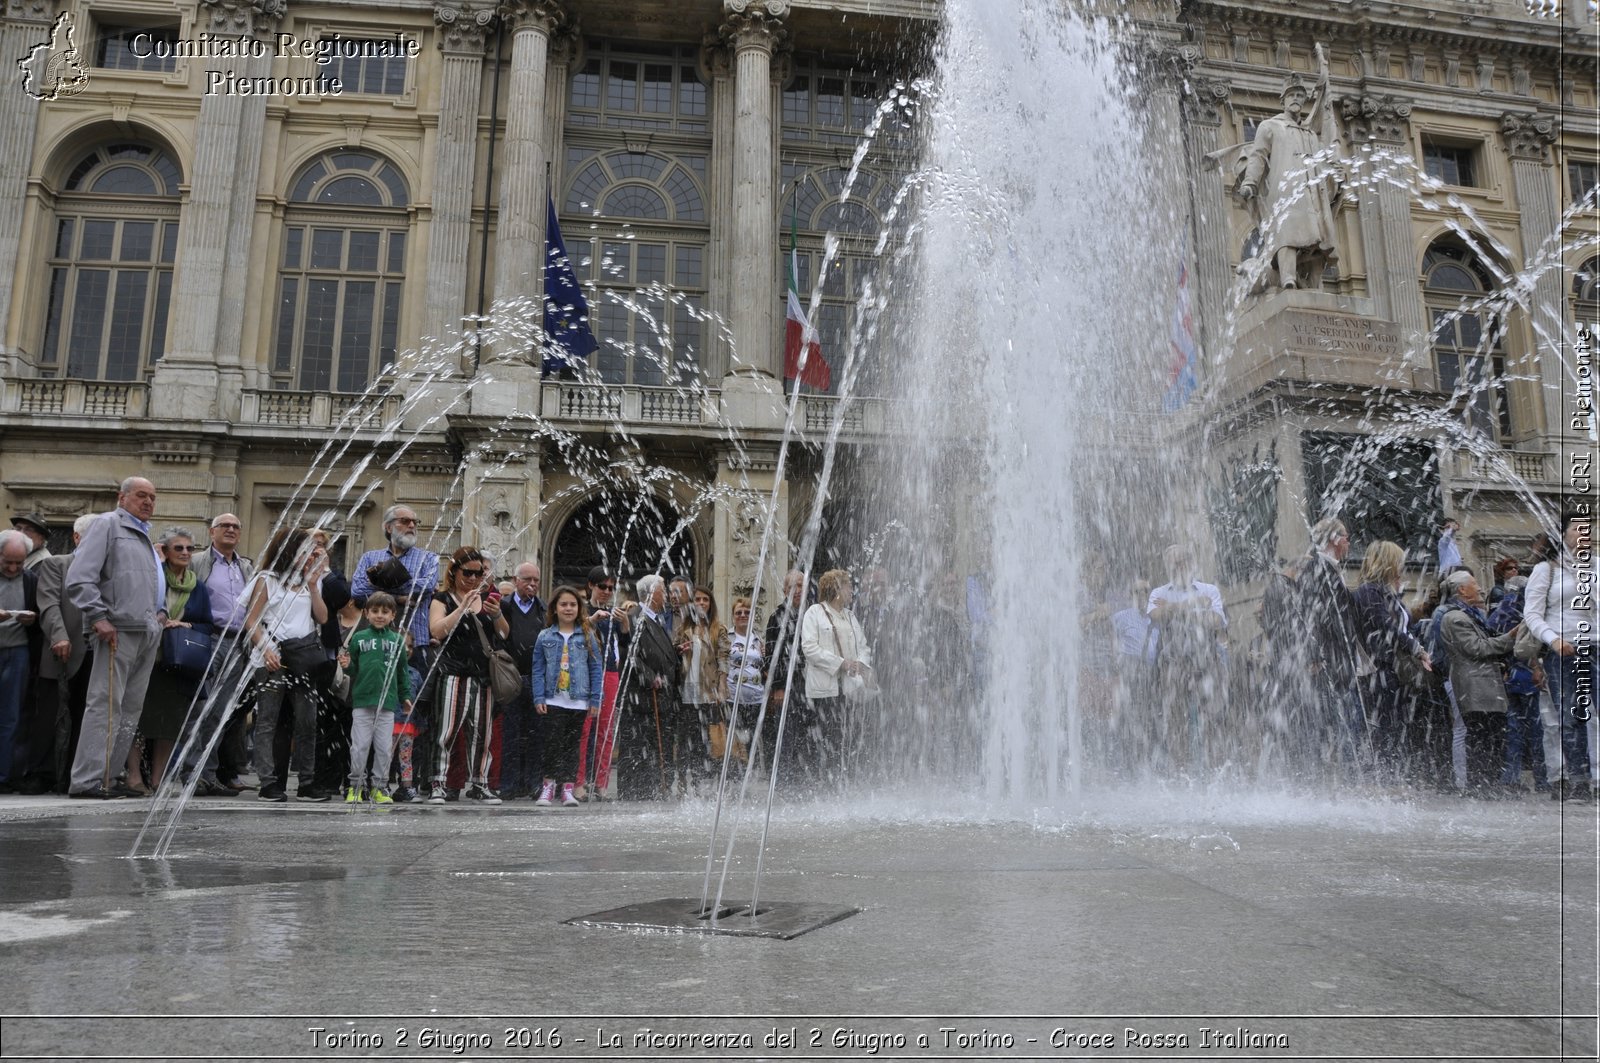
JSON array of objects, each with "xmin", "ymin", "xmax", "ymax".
[{"xmin": 542, "ymin": 195, "xmax": 596, "ymax": 375}]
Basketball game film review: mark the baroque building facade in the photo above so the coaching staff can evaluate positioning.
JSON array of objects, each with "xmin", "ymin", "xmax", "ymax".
[{"xmin": 0, "ymin": 0, "xmax": 1593, "ymax": 608}]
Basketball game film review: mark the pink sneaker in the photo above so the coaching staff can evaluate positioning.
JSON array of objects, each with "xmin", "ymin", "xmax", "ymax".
[
  {"xmin": 535, "ymin": 781, "xmax": 555, "ymax": 806},
  {"xmin": 561, "ymin": 784, "xmax": 580, "ymax": 807}
]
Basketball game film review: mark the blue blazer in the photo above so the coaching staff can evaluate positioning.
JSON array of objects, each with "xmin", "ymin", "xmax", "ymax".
[{"xmin": 529, "ymin": 625, "xmax": 604, "ymax": 709}]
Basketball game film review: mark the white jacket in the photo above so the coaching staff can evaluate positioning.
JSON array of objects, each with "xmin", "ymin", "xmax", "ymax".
[
  {"xmin": 1524, "ymin": 558, "xmax": 1595, "ymax": 651},
  {"xmin": 800, "ymin": 602, "xmax": 871, "ymax": 699}
]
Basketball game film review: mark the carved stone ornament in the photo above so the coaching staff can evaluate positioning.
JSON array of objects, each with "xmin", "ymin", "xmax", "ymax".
[
  {"xmin": 720, "ymin": 0, "xmax": 787, "ymax": 54},
  {"xmin": 498, "ymin": 0, "xmax": 564, "ymax": 35},
  {"xmin": 434, "ymin": 3, "xmax": 496, "ymax": 54},
  {"xmin": 547, "ymin": 21, "xmax": 583, "ymax": 67},
  {"xmin": 697, "ymin": 30, "xmax": 733, "ymax": 82},
  {"xmin": 1339, "ymin": 94, "xmax": 1412, "ymax": 145},
  {"xmin": 1181, "ymin": 74, "xmax": 1232, "ymax": 127},
  {"xmin": 5, "ymin": 0, "xmax": 55, "ymax": 28},
  {"xmin": 201, "ymin": 0, "xmax": 287, "ymax": 38},
  {"xmin": 1499, "ymin": 111, "xmax": 1557, "ymax": 163}
]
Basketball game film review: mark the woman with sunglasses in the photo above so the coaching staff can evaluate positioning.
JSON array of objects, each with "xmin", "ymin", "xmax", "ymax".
[
  {"xmin": 427, "ymin": 547, "xmax": 507, "ymax": 804},
  {"xmin": 136, "ymin": 527, "xmax": 215, "ymax": 794}
]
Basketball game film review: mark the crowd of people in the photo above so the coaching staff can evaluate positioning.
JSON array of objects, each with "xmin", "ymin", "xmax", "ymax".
[
  {"xmin": 0, "ymin": 476, "xmax": 886, "ymax": 805},
  {"xmin": 1086, "ymin": 513, "xmax": 1597, "ymax": 800},
  {"xmin": 0, "ymin": 474, "xmax": 1591, "ymax": 806}
]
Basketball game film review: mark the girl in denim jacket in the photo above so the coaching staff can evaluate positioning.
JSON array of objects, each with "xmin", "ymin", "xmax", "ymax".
[{"xmin": 530, "ymin": 586, "xmax": 603, "ymax": 806}]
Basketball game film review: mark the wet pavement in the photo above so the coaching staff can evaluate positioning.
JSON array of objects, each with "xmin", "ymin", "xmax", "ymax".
[{"xmin": 0, "ymin": 787, "xmax": 1595, "ymax": 1060}]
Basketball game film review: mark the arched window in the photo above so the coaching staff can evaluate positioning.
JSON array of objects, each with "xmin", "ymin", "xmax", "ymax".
[
  {"xmin": 560, "ymin": 148, "xmax": 708, "ymax": 387},
  {"xmin": 42, "ymin": 143, "xmax": 181, "ymax": 380},
  {"xmin": 1424, "ymin": 241, "xmax": 1511, "ymax": 441},
  {"xmin": 273, "ymin": 151, "xmax": 409, "ymax": 392},
  {"xmin": 779, "ymin": 164, "xmax": 898, "ymax": 394}
]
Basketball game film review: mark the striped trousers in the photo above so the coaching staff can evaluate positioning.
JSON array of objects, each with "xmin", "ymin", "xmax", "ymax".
[{"xmin": 433, "ymin": 672, "xmax": 493, "ymax": 789}]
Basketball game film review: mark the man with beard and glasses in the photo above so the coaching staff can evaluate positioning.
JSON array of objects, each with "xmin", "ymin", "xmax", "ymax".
[{"xmin": 351, "ymin": 506, "xmax": 439, "ymax": 656}]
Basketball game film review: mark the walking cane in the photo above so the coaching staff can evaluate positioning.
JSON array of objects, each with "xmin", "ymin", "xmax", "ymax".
[{"xmin": 100, "ymin": 640, "xmax": 118, "ymax": 792}]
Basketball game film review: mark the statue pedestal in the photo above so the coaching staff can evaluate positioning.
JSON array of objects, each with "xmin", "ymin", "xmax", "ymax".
[{"xmin": 1222, "ymin": 290, "xmax": 1420, "ymax": 399}]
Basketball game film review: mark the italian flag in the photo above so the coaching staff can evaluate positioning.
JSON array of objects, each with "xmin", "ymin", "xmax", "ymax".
[{"xmin": 783, "ymin": 236, "xmax": 832, "ymax": 391}]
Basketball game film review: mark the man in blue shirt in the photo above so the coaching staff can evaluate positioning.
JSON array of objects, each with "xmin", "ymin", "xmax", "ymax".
[{"xmin": 350, "ymin": 505, "xmax": 440, "ymax": 653}]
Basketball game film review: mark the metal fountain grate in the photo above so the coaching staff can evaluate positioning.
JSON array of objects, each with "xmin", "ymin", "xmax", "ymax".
[{"xmin": 564, "ymin": 898, "xmax": 860, "ymax": 940}]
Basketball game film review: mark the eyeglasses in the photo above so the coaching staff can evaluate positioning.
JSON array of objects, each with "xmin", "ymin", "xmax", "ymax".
[
  {"xmin": 213, "ymin": 522, "xmax": 240, "ymax": 530},
  {"xmin": 166, "ymin": 545, "xmax": 194, "ymax": 553},
  {"xmin": 596, "ymin": 582, "xmax": 615, "ymax": 591},
  {"xmin": 460, "ymin": 568, "xmax": 486, "ymax": 579},
  {"xmin": 391, "ymin": 517, "xmax": 418, "ymax": 527}
]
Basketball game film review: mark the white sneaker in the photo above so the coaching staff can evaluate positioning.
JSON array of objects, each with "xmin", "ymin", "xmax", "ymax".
[
  {"xmin": 427, "ymin": 784, "xmax": 447, "ymax": 805},
  {"xmin": 535, "ymin": 781, "xmax": 555, "ymax": 806},
  {"xmin": 561, "ymin": 784, "xmax": 580, "ymax": 807}
]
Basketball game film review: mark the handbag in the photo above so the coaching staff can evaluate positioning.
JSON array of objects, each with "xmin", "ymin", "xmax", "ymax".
[
  {"xmin": 1513, "ymin": 623, "xmax": 1545, "ymax": 664},
  {"xmin": 828, "ymin": 609, "xmax": 880, "ymax": 703},
  {"xmin": 330, "ymin": 624, "xmax": 359, "ymax": 701},
  {"xmin": 708, "ymin": 720, "xmax": 747, "ymax": 764},
  {"xmin": 473, "ymin": 613, "xmax": 523, "ymax": 703},
  {"xmin": 1393, "ymin": 647, "xmax": 1429, "ymax": 691},
  {"xmin": 160, "ymin": 625, "xmax": 213, "ymax": 678}
]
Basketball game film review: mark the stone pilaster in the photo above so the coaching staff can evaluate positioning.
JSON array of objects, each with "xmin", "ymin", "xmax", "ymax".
[
  {"xmin": 151, "ymin": 0, "xmax": 285, "ymax": 421},
  {"xmin": 1340, "ymin": 93, "xmax": 1428, "ymax": 370},
  {"xmin": 711, "ymin": 443, "xmax": 786, "ymax": 616},
  {"xmin": 719, "ymin": 0, "xmax": 787, "ymax": 391},
  {"xmin": 490, "ymin": 0, "xmax": 566, "ymax": 337},
  {"xmin": 1175, "ymin": 59, "xmax": 1233, "ymax": 364},
  {"xmin": 461, "ymin": 440, "xmax": 542, "ymax": 573},
  {"xmin": 1499, "ymin": 110, "xmax": 1568, "ymax": 448},
  {"xmin": 699, "ymin": 33, "xmax": 735, "ymax": 382},
  {"xmin": 0, "ymin": 0, "xmax": 55, "ymax": 372},
  {"xmin": 422, "ymin": 3, "xmax": 493, "ymax": 349}
]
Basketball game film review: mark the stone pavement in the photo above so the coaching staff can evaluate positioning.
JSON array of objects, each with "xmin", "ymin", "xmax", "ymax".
[{"xmin": 0, "ymin": 787, "xmax": 1594, "ymax": 1061}]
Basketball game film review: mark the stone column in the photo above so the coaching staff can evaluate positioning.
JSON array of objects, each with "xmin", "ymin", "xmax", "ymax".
[
  {"xmin": 699, "ymin": 33, "xmax": 735, "ymax": 382},
  {"xmin": 460, "ymin": 440, "xmax": 542, "ymax": 574},
  {"xmin": 1340, "ymin": 94, "xmax": 1428, "ymax": 375},
  {"xmin": 1500, "ymin": 111, "xmax": 1568, "ymax": 449},
  {"xmin": 0, "ymin": 0, "xmax": 54, "ymax": 373},
  {"xmin": 1175, "ymin": 62, "xmax": 1234, "ymax": 362},
  {"xmin": 490, "ymin": 0, "xmax": 566, "ymax": 332},
  {"xmin": 719, "ymin": 0, "xmax": 787, "ymax": 391},
  {"xmin": 422, "ymin": 3, "xmax": 493, "ymax": 349},
  {"xmin": 151, "ymin": 0, "xmax": 285, "ymax": 421}
]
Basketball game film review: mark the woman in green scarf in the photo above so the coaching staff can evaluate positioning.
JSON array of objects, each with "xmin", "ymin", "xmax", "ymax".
[{"xmin": 132, "ymin": 527, "xmax": 215, "ymax": 793}]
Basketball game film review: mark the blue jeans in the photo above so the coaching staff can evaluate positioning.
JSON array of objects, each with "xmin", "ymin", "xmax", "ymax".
[
  {"xmin": 1502, "ymin": 690, "xmax": 1547, "ymax": 786},
  {"xmin": 1546, "ymin": 650, "xmax": 1594, "ymax": 781},
  {"xmin": 0, "ymin": 645, "xmax": 30, "ymax": 784}
]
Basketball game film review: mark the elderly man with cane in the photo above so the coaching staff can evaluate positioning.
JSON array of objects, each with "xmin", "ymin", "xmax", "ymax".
[{"xmin": 65, "ymin": 476, "xmax": 164, "ymax": 799}]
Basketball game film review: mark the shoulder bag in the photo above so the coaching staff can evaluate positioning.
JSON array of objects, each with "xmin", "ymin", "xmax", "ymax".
[
  {"xmin": 829, "ymin": 610, "xmax": 880, "ymax": 703},
  {"xmin": 473, "ymin": 613, "xmax": 523, "ymax": 703}
]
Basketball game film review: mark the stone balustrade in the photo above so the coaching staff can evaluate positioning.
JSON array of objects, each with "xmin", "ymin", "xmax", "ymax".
[
  {"xmin": 3, "ymin": 379, "xmax": 147, "ymax": 419},
  {"xmin": 239, "ymin": 389, "xmax": 403, "ymax": 430}
]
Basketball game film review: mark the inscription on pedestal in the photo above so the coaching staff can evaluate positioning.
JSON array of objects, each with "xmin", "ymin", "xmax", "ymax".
[{"xmin": 1283, "ymin": 310, "xmax": 1401, "ymax": 360}]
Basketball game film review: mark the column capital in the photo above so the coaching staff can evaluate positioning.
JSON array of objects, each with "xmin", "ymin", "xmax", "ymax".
[
  {"xmin": 1180, "ymin": 74, "xmax": 1232, "ymax": 128},
  {"xmin": 1339, "ymin": 93, "xmax": 1412, "ymax": 146},
  {"xmin": 498, "ymin": 0, "xmax": 564, "ymax": 36},
  {"xmin": 201, "ymin": 0, "xmax": 286, "ymax": 39},
  {"xmin": 1499, "ymin": 110, "xmax": 1558, "ymax": 164},
  {"xmin": 5, "ymin": 0, "xmax": 54, "ymax": 28},
  {"xmin": 719, "ymin": 0, "xmax": 787, "ymax": 54},
  {"xmin": 547, "ymin": 20, "xmax": 583, "ymax": 67},
  {"xmin": 434, "ymin": 3, "xmax": 495, "ymax": 54},
  {"xmin": 697, "ymin": 30, "xmax": 733, "ymax": 82}
]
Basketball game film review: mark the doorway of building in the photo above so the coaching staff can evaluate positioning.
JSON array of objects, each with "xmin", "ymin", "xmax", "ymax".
[{"xmin": 549, "ymin": 492, "xmax": 697, "ymax": 595}]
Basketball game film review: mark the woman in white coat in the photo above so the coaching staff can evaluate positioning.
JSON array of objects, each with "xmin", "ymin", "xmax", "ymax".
[{"xmin": 800, "ymin": 569, "xmax": 873, "ymax": 786}]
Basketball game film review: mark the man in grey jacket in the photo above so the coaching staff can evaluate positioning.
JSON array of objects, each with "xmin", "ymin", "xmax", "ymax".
[{"xmin": 65, "ymin": 476, "xmax": 163, "ymax": 798}]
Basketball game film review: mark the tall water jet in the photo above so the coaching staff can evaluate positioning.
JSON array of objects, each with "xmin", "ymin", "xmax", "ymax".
[{"xmin": 879, "ymin": 0, "xmax": 1182, "ymax": 804}]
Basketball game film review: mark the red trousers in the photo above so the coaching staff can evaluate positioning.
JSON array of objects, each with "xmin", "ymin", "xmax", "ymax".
[{"xmin": 576, "ymin": 671, "xmax": 620, "ymax": 790}]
